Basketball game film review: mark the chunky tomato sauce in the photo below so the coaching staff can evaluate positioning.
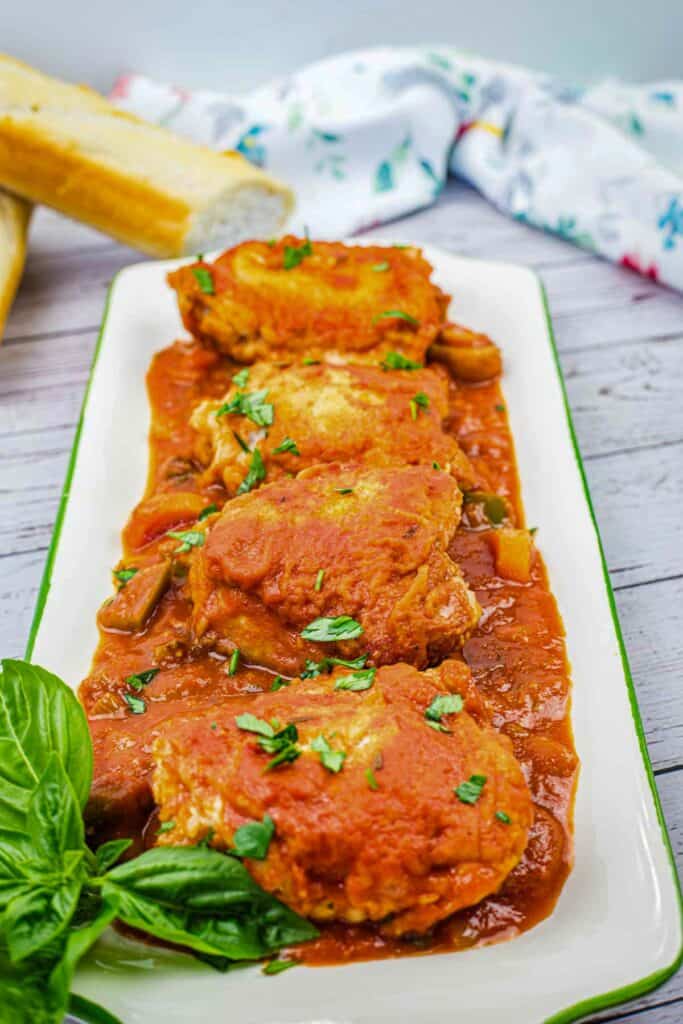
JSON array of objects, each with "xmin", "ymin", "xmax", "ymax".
[{"xmin": 81, "ymin": 339, "xmax": 577, "ymax": 963}]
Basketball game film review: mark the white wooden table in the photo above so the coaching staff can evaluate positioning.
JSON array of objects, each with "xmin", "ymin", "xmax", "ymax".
[{"xmin": 1, "ymin": 182, "xmax": 681, "ymax": 1023}]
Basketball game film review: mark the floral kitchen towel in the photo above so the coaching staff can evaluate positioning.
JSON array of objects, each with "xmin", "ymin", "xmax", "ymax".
[{"xmin": 112, "ymin": 47, "xmax": 683, "ymax": 290}]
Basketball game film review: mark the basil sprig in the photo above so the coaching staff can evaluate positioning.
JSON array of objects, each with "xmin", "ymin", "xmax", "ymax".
[{"xmin": 0, "ymin": 660, "xmax": 317, "ymax": 1024}]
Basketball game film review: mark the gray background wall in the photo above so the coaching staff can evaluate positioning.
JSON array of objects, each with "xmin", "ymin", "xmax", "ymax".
[{"xmin": 1, "ymin": 0, "xmax": 680, "ymax": 94}]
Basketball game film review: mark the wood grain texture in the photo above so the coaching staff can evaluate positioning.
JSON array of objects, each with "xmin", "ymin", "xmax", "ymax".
[{"xmin": 0, "ymin": 189, "xmax": 681, "ymax": 1023}]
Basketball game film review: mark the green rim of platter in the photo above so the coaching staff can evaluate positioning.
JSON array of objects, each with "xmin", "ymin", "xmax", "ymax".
[{"xmin": 24, "ymin": 263, "xmax": 683, "ymax": 1024}]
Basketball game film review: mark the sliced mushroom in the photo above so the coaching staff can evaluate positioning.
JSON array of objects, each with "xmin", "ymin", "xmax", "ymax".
[
  {"xmin": 99, "ymin": 561, "xmax": 172, "ymax": 632},
  {"xmin": 430, "ymin": 323, "xmax": 502, "ymax": 381}
]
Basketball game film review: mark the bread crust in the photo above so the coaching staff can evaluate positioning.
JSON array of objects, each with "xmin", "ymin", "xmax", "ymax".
[
  {"xmin": 0, "ymin": 55, "xmax": 293, "ymax": 257},
  {"xmin": 0, "ymin": 189, "xmax": 31, "ymax": 340}
]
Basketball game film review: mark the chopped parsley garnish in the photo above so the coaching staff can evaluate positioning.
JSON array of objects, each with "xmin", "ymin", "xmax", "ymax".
[
  {"xmin": 192, "ymin": 266, "xmax": 215, "ymax": 294},
  {"xmin": 495, "ymin": 811, "xmax": 511, "ymax": 824},
  {"xmin": 302, "ymin": 357, "xmax": 320, "ymax": 366},
  {"xmin": 232, "ymin": 367, "xmax": 250, "ymax": 387},
  {"xmin": 232, "ymin": 814, "xmax": 274, "ymax": 860},
  {"xmin": 424, "ymin": 693, "xmax": 463, "ymax": 730},
  {"xmin": 113, "ymin": 567, "xmax": 138, "ymax": 588},
  {"xmin": 529, "ymin": 526, "xmax": 538, "ymax": 536},
  {"xmin": 270, "ymin": 675, "xmax": 289, "ymax": 691},
  {"xmin": 371, "ymin": 261, "xmax": 390, "ymax": 272},
  {"xmin": 235, "ymin": 714, "xmax": 301, "ymax": 770},
  {"xmin": 126, "ymin": 668, "xmax": 159, "ymax": 692},
  {"xmin": 365, "ymin": 768, "xmax": 379, "ymax": 791},
  {"xmin": 283, "ymin": 238, "xmax": 313, "ymax": 270},
  {"xmin": 273, "ymin": 436, "xmax": 300, "ymax": 456},
  {"xmin": 432, "ymin": 461, "xmax": 441, "ymax": 470},
  {"xmin": 124, "ymin": 693, "xmax": 146, "ymax": 715},
  {"xmin": 410, "ymin": 391, "xmax": 429, "ymax": 420},
  {"xmin": 495, "ymin": 403, "xmax": 506, "ymax": 413},
  {"xmin": 373, "ymin": 310, "xmax": 419, "ymax": 327},
  {"xmin": 301, "ymin": 653, "xmax": 368, "ymax": 679},
  {"xmin": 215, "ymin": 388, "xmax": 274, "ymax": 427},
  {"xmin": 157, "ymin": 820, "xmax": 175, "ymax": 834},
  {"xmin": 463, "ymin": 491, "xmax": 508, "ymax": 526},
  {"xmin": 232, "ymin": 430, "xmax": 251, "ymax": 453},
  {"xmin": 263, "ymin": 958, "xmax": 297, "ymax": 975},
  {"xmin": 301, "ymin": 615, "xmax": 364, "ymax": 642},
  {"xmin": 198, "ymin": 503, "xmax": 218, "ymax": 522},
  {"xmin": 167, "ymin": 529, "xmax": 205, "ymax": 553},
  {"xmin": 311, "ymin": 734, "xmax": 346, "ymax": 773},
  {"xmin": 335, "ymin": 487, "xmax": 353, "ymax": 495},
  {"xmin": 228, "ymin": 649, "xmax": 240, "ymax": 676},
  {"xmin": 237, "ymin": 448, "xmax": 266, "ymax": 494},
  {"xmin": 380, "ymin": 351, "xmax": 423, "ymax": 371},
  {"xmin": 314, "ymin": 569, "xmax": 325, "ymax": 592},
  {"xmin": 334, "ymin": 668, "xmax": 376, "ymax": 691},
  {"xmin": 455, "ymin": 774, "xmax": 487, "ymax": 805}
]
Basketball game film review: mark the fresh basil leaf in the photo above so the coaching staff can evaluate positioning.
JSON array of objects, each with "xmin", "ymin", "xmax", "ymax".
[
  {"xmin": 301, "ymin": 615, "xmax": 363, "ymax": 642},
  {"xmin": 262, "ymin": 957, "xmax": 297, "ymax": 974},
  {"xmin": 3, "ymin": 880, "xmax": 82, "ymax": 964},
  {"xmin": 334, "ymin": 668, "xmax": 376, "ymax": 692},
  {"xmin": 462, "ymin": 491, "xmax": 508, "ymax": 526},
  {"xmin": 283, "ymin": 239, "xmax": 313, "ymax": 270},
  {"xmin": 49, "ymin": 894, "xmax": 121, "ymax": 1024},
  {"xmin": 272, "ymin": 437, "xmax": 300, "ymax": 456},
  {"xmin": 94, "ymin": 839, "xmax": 133, "ymax": 874},
  {"xmin": 0, "ymin": 660, "xmax": 92, "ymax": 827},
  {"xmin": 26, "ymin": 754, "xmax": 84, "ymax": 868},
  {"xmin": 409, "ymin": 391, "xmax": 429, "ymax": 420},
  {"xmin": 235, "ymin": 713, "xmax": 274, "ymax": 738},
  {"xmin": 232, "ymin": 815, "xmax": 274, "ymax": 860},
  {"xmin": 216, "ymin": 389, "xmax": 274, "ymax": 428},
  {"xmin": 231, "ymin": 367, "xmax": 249, "ymax": 388},
  {"xmin": 101, "ymin": 847, "xmax": 317, "ymax": 960},
  {"xmin": 113, "ymin": 567, "xmax": 138, "ymax": 588},
  {"xmin": 167, "ymin": 529, "xmax": 205, "ymax": 554},
  {"xmin": 424, "ymin": 693, "xmax": 463, "ymax": 725},
  {"xmin": 123, "ymin": 693, "xmax": 146, "ymax": 715},
  {"xmin": 0, "ymin": 940, "xmax": 71, "ymax": 1024},
  {"xmin": 198, "ymin": 504, "xmax": 219, "ymax": 522},
  {"xmin": 455, "ymin": 774, "xmax": 487, "ymax": 805}
]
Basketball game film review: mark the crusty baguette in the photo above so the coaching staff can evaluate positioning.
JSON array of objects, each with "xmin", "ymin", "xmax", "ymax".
[
  {"xmin": 0, "ymin": 55, "xmax": 294, "ymax": 257},
  {"xmin": 0, "ymin": 188, "xmax": 31, "ymax": 341}
]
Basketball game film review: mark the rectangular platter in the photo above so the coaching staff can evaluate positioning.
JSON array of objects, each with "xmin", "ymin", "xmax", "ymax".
[{"xmin": 27, "ymin": 243, "xmax": 682, "ymax": 1024}]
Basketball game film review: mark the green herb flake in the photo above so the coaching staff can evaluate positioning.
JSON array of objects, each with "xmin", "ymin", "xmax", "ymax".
[
  {"xmin": 273, "ymin": 436, "xmax": 301, "ymax": 456},
  {"xmin": 228, "ymin": 649, "xmax": 240, "ymax": 676},
  {"xmin": 314, "ymin": 569, "xmax": 325, "ymax": 592},
  {"xmin": 463, "ymin": 491, "xmax": 508, "ymax": 527},
  {"xmin": 283, "ymin": 238, "xmax": 313, "ymax": 270},
  {"xmin": 124, "ymin": 692, "xmax": 146, "ymax": 715},
  {"xmin": 373, "ymin": 310, "xmax": 419, "ymax": 328},
  {"xmin": 192, "ymin": 266, "xmax": 215, "ymax": 294},
  {"xmin": 335, "ymin": 487, "xmax": 353, "ymax": 495},
  {"xmin": 380, "ymin": 351, "xmax": 423, "ymax": 371},
  {"xmin": 410, "ymin": 391, "xmax": 430, "ymax": 420},
  {"xmin": 365, "ymin": 768, "xmax": 379, "ymax": 791},
  {"xmin": 371, "ymin": 261, "xmax": 390, "ymax": 272},
  {"xmin": 302, "ymin": 357, "xmax": 320, "ymax": 366},
  {"xmin": 334, "ymin": 667, "xmax": 376, "ymax": 692},
  {"xmin": 232, "ymin": 430, "xmax": 251, "ymax": 453},
  {"xmin": 263, "ymin": 958, "xmax": 298, "ymax": 975},
  {"xmin": 215, "ymin": 388, "xmax": 274, "ymax": 427},
  {"xmin": 301, "ymin": 615, "xmax": 364, "ymax": 642},
  {"xmin": 529, "ymin": 526, "xmax": 538, "ymax": 536},
  {"xmin": 126, "ymin": 668, "xmax": 159, "ymax": 692},
  {"xmin": 167, "ymin": 529, "xmax": 205, "ymax": 554},
  {"xmin": 455, "ymin": 774, "xmax": 487, "ymax": 805},
  {"xmin": 425, "ymin": 693, "xmax": 464, "ymax": 726},
  {"xmin": 232, "ymin": 367, "xmax": 250, "ymax": 387},
  {"xmin": 198, "ymin": 503, "xmax": 218, "ymax": 522},
  {"xmin": 210, "ymin": 722, "xmax": 218, "ymax": 730},
  {"xmin": 114, "ymin": 567, "xmax": 138, "ymax": 588},
  {"xmin": 235, "ymin": 713, "xmax": 275, "ymax": 738},
  {"xmin": 237, "ymin": 448, "xmax": 267, "ymax": 495},
  {"xmin": 157, "ymin": 820, "xmax": 176, "ymax": 834},
  {"xmin": 301, "ymin": 653, "xmax": 368, "ymax": 679},
  {"xmin": 495, "ymin": 403, "xmax": 506, "ymax": 413},
  {"xmin": 260, "ymin": 723, "xmax": 302, "ymax": 771},
  {"xmin": 495, "ymin": 811, "xmax": 511, "ymax": 824},
  {"xmin": 311, "ymin": 734, "xmax": 346, "ymax": 773},
  {"xmin": 432, "ymin": 461, "xmax": 441, "ymax": 470},
  {"xmin": 270, "ymin": 676, "xmax": 289, "ymax": 691},
  {"xmin": 232, "ymin": 813, "xmax": 275, "ymax": 860}
]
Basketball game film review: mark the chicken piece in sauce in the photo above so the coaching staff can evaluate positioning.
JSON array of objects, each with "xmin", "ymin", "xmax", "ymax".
[
  {"xmin": 190, "ymin": 360, "xmax": 475, "ymax": 494},
  {"xmin": 153, "ymin": 659, "xmax": 533, "ymax": 937},
  {"xmin": 189, "ymin": 462, "xmax": 481, "ymax": 676}
]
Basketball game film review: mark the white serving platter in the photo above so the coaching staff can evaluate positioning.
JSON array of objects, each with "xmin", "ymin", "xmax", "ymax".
[{"xmin": 27, "ymin": 244, "xmax": 682, "ymax": 1024}]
